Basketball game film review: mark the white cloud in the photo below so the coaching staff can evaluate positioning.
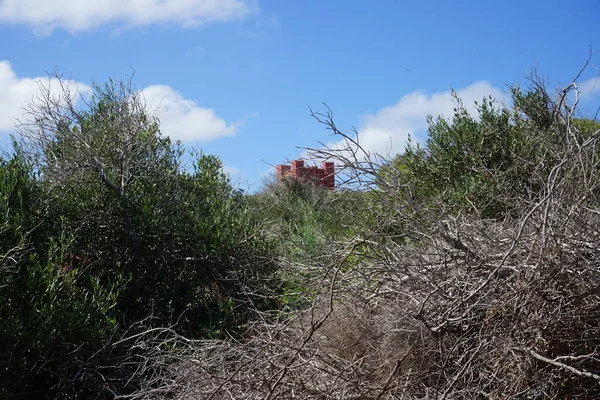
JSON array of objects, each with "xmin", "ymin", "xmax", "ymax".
[
  {"xmin": 142, "ymin": 85, "xmax": 239, "ymax": 142},
  {"xmin": 0, "ymin": 0, "xmax": 253, "ymax": 34},
  {"xmin": 0, "ymin": 61, "xmax": 237, "ymax": 143},
  {"xmin": 330, "ymin": 81, "xmax": 505, "ymax": 158},
  {"xmin": 0, "ymin": 60, "xmax": 92, "ymax": 133},
  {"xmin": 579, "ymin": 76, "xmax": 600, "ymax": 99}
]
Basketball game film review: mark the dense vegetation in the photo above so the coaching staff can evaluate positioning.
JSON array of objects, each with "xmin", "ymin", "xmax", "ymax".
[
  {"xmin": 0, "ymin": 78, "xmax": 277, "ymax": 398},
  {"xmin": 1, "ymin": 66, "xmax": 600, "ymax": 398}
]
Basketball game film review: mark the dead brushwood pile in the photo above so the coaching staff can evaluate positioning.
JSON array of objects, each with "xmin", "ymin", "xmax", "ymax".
[
  {"xmin": 123, "ymin": 69, "xmax": 600, "ymax": 399},
  {"xmin": 128, "ymin": 216, "xmax": 600, "ymax": 399}
]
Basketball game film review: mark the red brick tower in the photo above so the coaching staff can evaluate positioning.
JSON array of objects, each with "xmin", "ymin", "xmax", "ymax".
[{"xmin": 276, "ymin": 159, "xmax": 335, "ymax": 189}]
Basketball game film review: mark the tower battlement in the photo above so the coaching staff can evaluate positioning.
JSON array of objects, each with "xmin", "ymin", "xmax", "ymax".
[{"xmin": 276, "ymin": 159, "xmax": 335, "ymax": 189}]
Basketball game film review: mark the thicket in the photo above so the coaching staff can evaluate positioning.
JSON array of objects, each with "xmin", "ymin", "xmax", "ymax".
[
  {"xmin": 135, "ymin": 64, "xmax": 600, "ymax": 399},
  {"xmin": 2, "ymin": 59, "xmax": 600, "ymax": 399},
  {"xmin": 0, "ymin": 77, "xmax": 277, "ymax": 398}
]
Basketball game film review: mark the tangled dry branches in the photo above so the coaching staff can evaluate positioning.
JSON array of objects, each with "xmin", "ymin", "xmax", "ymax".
[{"xmin": 122, "ymin": 67, "xmax": 600, "ymax": 399}]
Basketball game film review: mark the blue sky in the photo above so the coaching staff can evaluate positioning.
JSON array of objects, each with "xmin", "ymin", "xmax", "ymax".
[{"xmin": 1, "ymin": 0, "xmax": 599, "ymax": 190}]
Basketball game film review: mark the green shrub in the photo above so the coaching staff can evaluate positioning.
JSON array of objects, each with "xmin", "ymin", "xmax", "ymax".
[
  {"xmin": 0, "ymin": 154, "xmax": 121, "ymax": 398},
  {"xmin": 382, "ymin": 87, "xmax": 579, "ymax": 219}
]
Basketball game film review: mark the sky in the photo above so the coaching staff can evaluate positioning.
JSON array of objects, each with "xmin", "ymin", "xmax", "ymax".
[{"xmin": 1, "ymin": 0, "xmax": 599, "ymax": 191}]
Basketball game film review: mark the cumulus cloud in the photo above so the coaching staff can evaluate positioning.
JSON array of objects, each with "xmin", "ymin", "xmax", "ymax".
[
  {"xmin": 334, "ymin": 81, "xmax": 506, "ymax": 158},
  {"xmin": 0, "ymin": 0, "xmax": 253, "ymax": 34},
  {"xmin": 142, "ymin": 85, "xmax": 239, "ymax": 142},
  {"xmin": 0, "ymin": 61, "xmax": 237, "ymax": 143},
  {"xmin": 0, "ymin": 60, "xmax": 92, "ymax": 133}
]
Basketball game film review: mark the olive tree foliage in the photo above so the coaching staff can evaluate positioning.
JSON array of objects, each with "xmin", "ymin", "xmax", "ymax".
[
  {"xmin": 18, "ymin": 75, "xmax": 177, "ymax": 242},
  {"xmin": 15, "ymin": 73, "xmax": 276, "ymax": 334},
  {"xmin": 0, "ymin": 73, "xmax": 279, "ymax": 397},
  {"xmin": 381, "ymin": 70, "xmax": 600, "ymax": 221},
  {"xmin": 0, "ymin": 151, "xmax": 122, "ymax": 399}
]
